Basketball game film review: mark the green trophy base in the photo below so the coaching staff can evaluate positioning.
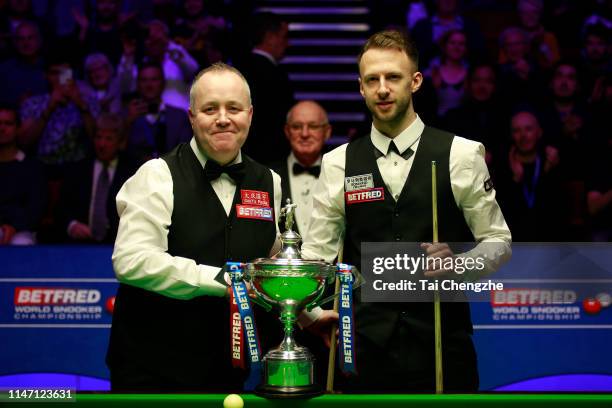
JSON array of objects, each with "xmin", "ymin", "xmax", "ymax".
[
  {"xmin": 254, "ymin": 383, "xmax": 323, "ymax": 399},
  {"xmin": 257, "ymin": 349, "xmax": 322, "ymax": 399}
]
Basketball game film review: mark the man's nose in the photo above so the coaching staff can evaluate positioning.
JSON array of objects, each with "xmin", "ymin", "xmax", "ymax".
[
  {"xmin": 216, "ymin": 109, "xmax": 231, "ymax": 125},
  {"xmin": 377, "ymin": 78, "xmax": 390, "ymax": 97}
]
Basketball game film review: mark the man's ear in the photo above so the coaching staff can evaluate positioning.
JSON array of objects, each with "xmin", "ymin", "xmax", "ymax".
[
  {"xmin": 359, "ymin": 77, "xmax": 365, "ymax": 98},
  {"xmin": 411, "ymin": 71, "xmax": 423, "ymax": 93}
]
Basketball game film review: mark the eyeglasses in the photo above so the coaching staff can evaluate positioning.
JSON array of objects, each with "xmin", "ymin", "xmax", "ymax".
[{"xmin": 287, "ymin": 122, "xmax": 328, "ymax": 132}]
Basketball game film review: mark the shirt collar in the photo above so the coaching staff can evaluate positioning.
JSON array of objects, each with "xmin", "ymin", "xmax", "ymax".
[
  {"xmin": 145, "ymin": 102, "xmax": 166, "ymax": 124},
  {"xmin": 252, "ymin": 48, "xmax": 277, "ymax": 65},
  {"xmin": 96, "ymin": 157, "xmax": 118, "ymax": 169},
  {"xmin": 370, "ymin": 114, "xmax": 424, "ymax": 157},
  {"xmin": 190, "ymin": 137, "xmax": 242, "ymax": 169},
  {"xmin": 288, "ymin": 151, "xmax": 322, "ymax": 169}
]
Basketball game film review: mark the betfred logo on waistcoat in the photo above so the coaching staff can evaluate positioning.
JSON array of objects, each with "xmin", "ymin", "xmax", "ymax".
[
  {"xmin": 345, "ymin": 187, "xmax": 385, "ymax": 205},
  {"xmin": 236, "ymin": 204, "xmax": 274, "ymax": 221}
]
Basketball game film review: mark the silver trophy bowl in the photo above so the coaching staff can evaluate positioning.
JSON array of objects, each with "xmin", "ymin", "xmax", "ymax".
[{"xmin": 243, "ymin": 201, "xmax": 335, "ymax": 398}]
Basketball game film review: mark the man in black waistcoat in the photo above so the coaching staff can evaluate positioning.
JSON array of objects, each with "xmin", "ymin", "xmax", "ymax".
[
  {"xmin": 107, "ymin": 62, "xmax": 335, "ymax": 392},
  {"xmin": 301, "ymin": 30, "xmax": 512, "ymax": 392}
]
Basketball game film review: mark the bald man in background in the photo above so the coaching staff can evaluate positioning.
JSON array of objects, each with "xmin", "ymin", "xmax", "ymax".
[{"xmin": 272, "ymin": 100, "xmax": 331, "ymax": 238}]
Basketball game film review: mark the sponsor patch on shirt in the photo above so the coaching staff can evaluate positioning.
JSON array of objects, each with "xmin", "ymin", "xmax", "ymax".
[
  {"xmin": 241, "ymin": 189, "xmax": 270, "ymax": 207},
  {"xmin": 345, "ymin": 187, "xmax": 385, "ymax": 205},
  {"xmin": 484, "ymin": 178, "xmax": 494, "ymax": 192},
  {"xmin": 236, "ymin": 204, "xmax": 274, "ymax": 221},
  {"xmin": 345, "ymin": 174, "xmax": 374, "ymax": 192}
]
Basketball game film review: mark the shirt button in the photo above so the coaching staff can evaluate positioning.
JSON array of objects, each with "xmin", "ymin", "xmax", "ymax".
[
  {"xmin": 394, "ymin": 211, "xmax": 400, "ymax": 217},
  {"xmin": 395, "ymin": 235, "xmax": 401, "ymax": 241},
  {"xmin": 394, "ymin": 161, "xmax": 398, "ymax": 166}
]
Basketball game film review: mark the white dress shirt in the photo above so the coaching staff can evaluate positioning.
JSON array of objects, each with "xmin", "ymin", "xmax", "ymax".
[
  {"xmin": 112, "ymin": 137, "xmax": 282, "ymax": 300},
  {"xmin": 287, "ymin": 152, "xmax": 321, "ymax": 240},
  {"xmin": 302, "ymin": 115, "xmax": 512, "ymax": 280}
]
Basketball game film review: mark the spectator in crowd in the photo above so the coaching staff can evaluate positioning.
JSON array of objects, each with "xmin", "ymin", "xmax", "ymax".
[
  {"xmin": 172, "ymin": 0, "xmax": 228, "ymax": 67},
  {"xmin": 0, "ymin": 20, "xmax": 48, "ymax": 106},
  {"xmin": 579, "ymin": 24, "xmax": 611, "ymax": 100},
  {"xmin": 497, "ymin": 27, "xmax": 545, "ymax": 106},
  {"xmin": 586, "ymin": 143, "xmax": 612, "ymax": 242},
  {"xmin": 236, "ymin": 12, "xmax": 294, "ymax": 165},
  {"xmin": 78, "ymin": 52, "xmax": 122, "ymax": 114},
  {"xmin": 516, "ymin": 0, "xmax": 561, "ymax": 70},
  {"xmin": 273, "ymin": 100, "xmax": 330, "ymax": 238},
  {"xmin": 72, "ymin": 0, "xmax": 127, "ymax": 67},
  {"xmin": 0, "ymin": 104, "xmax": 46, "ymax": 245},
  {"xmin": 59, "ymin": 113, "xmax": 137, "ymax": 244},
  {"xmin": 495, "ymin": 111, "xmax": 564, "ymax": 241},
  {"xmin": 410, "ymin": 0, "xmax": 484, "ymax": 67},
  {"xmin": 2, "ymin": 0, "xmax": 43, "ymax": 35},
  {"xmin": 125, "ymin": 62, "xmax": 191, "ymax": 164},
  {"xmin": 424, "ymin": 29, "xmax": 469, "ymax": 118},
  {"xmin": 581, "ymin": 0, "xmax": 612, "ymax": 32},
  {"xmin": 547, "ymin": 61, "xmax": 590, "ymax": 169},
  {"xmin": 143, "ymin": 19, "xmax": 198, "ymax": 110},
  {"xmin": 19, "ymin": 54, "xmax": 100, "ymax": 169},
  {"xmin": 443, "ymin": 63, "xmax": 509, "ymax": 166},
  {"xmin": 585, "ymin": 70, "xmax": 611, "ymax": 241}
]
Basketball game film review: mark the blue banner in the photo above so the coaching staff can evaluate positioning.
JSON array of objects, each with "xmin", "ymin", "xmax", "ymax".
[
  {"xmin": 227, "ymin": 262, "xmax": 263, "ymax": 390},
  {"xmin": 337, "ymin": 263, "xmax": 357, "ymax": 375}
]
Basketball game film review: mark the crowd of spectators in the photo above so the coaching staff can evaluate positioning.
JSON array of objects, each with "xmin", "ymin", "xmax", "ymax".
[{"xmin": 0, "ymin": 0, "xmax": 609, "ymax": 244}]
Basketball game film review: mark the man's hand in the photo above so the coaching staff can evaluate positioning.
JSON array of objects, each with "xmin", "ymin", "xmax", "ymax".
[
  {"xmin": 421, "ymin": 242, "xmax": 456, "ymax": 278},
  {"xmin": 127, "ymin": 99, "xmax": 148, "ymax": 123},
  {"xmin": 47, "ymin": 87, "xmax": 66, "ymax": 114},
  {"xmin": 0, "ymin": 224, "xmax": 16, "ymax": 245},
  {"xmin": 64, "ymin": 81, "xmax": 87, "ymax": 111},
  {"xmin": 305, "ymin": 310, "xmax": 338, "ymax": 348},
  {"xmin": 68, "ymin": 221, "xmax": 93, "ymax": 240},
  {"xmin": 509, "ymin": 146, "xmax": 524, "ymax": 183}
]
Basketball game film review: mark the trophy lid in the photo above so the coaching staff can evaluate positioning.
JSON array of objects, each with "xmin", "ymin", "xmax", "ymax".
[{"xmin": 247, "ymin": 199, "xmax": 333, "ymax": 277}]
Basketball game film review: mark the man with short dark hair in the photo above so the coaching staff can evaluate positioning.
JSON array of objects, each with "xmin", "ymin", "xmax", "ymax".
[
  {"xmin": 236, "ymin": 12, "xmax": 295, "ymax": 165},
  {"xmin": 19, "ymin": 55, "xmax": 100, "ymax": 168},
  {"xmin": 0, "ymin": 20, "xmax": 48, "ymax": 106},
  {"xmin": 125, "ymin": 62, "xmax": 192, "ymax": 165},
  {"xmin": 0, "ymin": 105, "xmax": 46, "ymax": 245},
  {"xmin": 302, "ymin": 30, "xmax": 511, "ymax": 392}
]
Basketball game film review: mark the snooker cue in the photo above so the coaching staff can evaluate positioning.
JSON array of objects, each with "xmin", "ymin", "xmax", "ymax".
[
  {"xmin": 326, "ymin": 245, "xmax": 343, "ymax": 392},
  {"xmin": 431, "ymin": 161, "xmax": 443, "ymax": 394}
]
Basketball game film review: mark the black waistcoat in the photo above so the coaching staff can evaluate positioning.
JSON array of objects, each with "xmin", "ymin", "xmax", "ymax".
[
  {"xmin": 107, "ymin": 143, "xmax": 278, "ymax": 390},
  {"xmin": 343, "ymin": 127, "xmax": 474, "ymax": 348}
]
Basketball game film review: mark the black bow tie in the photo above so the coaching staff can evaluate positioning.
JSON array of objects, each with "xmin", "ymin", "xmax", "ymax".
[
  {"xmin": 374, "ymin": 141, "xmax": 414, "ymax": 160},
  {"xmin": 293, "ymin": 162, "xmax": 321, "ymax": 177},
  {"xmin": 204, "ymin": 160, "xmax": 245, "ymax": 183}
]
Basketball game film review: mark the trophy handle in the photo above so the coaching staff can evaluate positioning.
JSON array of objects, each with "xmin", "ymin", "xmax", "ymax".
[
  {"xmin": 241, "ymin": 272, "xmax": 274, "ymax": 312},
  {"xmin": 250, "ymin": 294, "xmax": 274, "ymax": 312},
  {"xmin": 306, "ymin": 266, "xmax": 365, "ymax": 310}
]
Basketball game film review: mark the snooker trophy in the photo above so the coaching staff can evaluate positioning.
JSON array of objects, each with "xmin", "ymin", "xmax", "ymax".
[{"xmin": 232, "ymin": 200, "xmax": 360, "ymax": 398}]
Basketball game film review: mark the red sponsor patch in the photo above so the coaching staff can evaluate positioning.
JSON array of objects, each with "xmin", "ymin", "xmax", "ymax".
[
  {"xmin": 241, "ymin": 190, "xmax": 270, "ymax": 207},
  {"xmin": 345, "ymin": 187, "xmax": 385, "ymax": 205},
  {"xmin": 236, "ymin": 204, "xmax": 274, "ymax": 221}
]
